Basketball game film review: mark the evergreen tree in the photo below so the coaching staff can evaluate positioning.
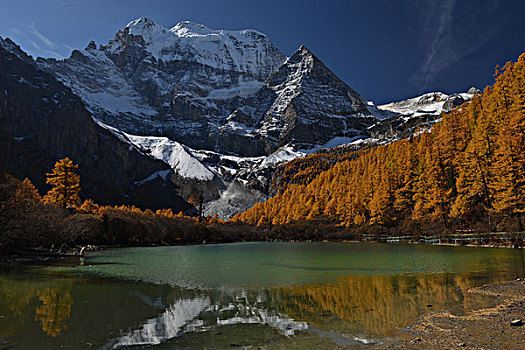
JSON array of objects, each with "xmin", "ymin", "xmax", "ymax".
[
  {"xmin": 491, "ymin": 110, "xmax": 525, "ymax": 228},
  {"xmin": 16, "ymin": 178, "xmax": 42, "ymax": 205}
]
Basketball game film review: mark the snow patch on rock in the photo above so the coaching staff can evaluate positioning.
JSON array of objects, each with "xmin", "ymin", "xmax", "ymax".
[
  {"xmin": 125, "ymin": 134, "xmax": 216, "ymax": 181},
  {"xmin": 135, "ymin": 169, "xmax": 172, "ymax": 186},
  {"xmin": 378, "ymin": 92, "xmax": 449, "ymax": 115}
]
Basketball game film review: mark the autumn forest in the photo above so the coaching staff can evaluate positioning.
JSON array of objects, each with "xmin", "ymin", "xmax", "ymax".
[{"xmin": 233, "ymin": 53, "xmax": 525, "ymax": 236}]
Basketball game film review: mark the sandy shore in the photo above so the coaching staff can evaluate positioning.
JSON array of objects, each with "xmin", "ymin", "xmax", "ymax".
[{"xmin": 384, "ymin": 279, "xmax": 525, "ymax": 349}]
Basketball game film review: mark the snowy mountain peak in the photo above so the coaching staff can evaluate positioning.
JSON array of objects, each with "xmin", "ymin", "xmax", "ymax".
[
  {"xmin": 378, "ymin": 89, "xmax": 476, "ymax": 116},
  {"xmin": 114, "ymin": 18, "xmax": 285, "ymax": 77},
  {"xmin": 170, "ymin": 20, "xmax": 266, "ymax": 40},
  {"xmin": 280, "ymin": 45, "xmax": 315, "ymax": 74},
  {"xmin": 126, "ymin": 17, "xmax": 159, "ymax": 31},
  {"xmin": 86, "ymin": 40, "xmax": 97, "ymax": 50},
  {"xmin": 297, "ymin": 45, "xmax": 310, "ymax": 54},
  {"xmin": 291, "ymin": 45, "xmax": 314, "ymax": 59},
  {"xmin": 170, "ymin": 21, "xmax": 215, "ymax": 37},
  {"xmin": 124, "ymin": 17, "xmax": 173, "ymax": 45}
]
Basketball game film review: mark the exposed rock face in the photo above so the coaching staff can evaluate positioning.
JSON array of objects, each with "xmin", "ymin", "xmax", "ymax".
[
  {"xmin": 220, "ymin": 46, "xmax": 373, "ymax": 155},
  {"xmin": 0, "ymin": 37, "xmax": 189, "ymax": 210},
  {"xmin": 203, "ymin": 180, "xmax": 267, "ymax": 219},
  {"xmin": 368, "ymin": 113, "xmax": 440, "ymax": 140},
  {"xmin": 442, "ymin": 94, "xmax": 466, "ymax": 111}
]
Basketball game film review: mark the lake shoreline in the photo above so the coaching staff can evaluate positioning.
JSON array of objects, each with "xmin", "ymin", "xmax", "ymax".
[
  {"xmin": 0, "ymin": 237, "xmax": 523, "ymax": 264},
  {"xmin": 388, "ymin": 279, "xmax": 525, "ymax": 349},
  {"xmin": 0, "ymin": 246, "xmax": 84, "ymax": 264}
]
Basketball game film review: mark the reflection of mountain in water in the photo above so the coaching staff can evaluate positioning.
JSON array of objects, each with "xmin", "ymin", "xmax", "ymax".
[
  {"xmin": 106, "ymin": 290, "xmax": 308, "ymax": 348},
  {"xmin": 107, "ymin": 296, "xmax": 211, "ymax": 348},
  {"xmin": 102, "ymin": 271, "xmax": 507, "ymax": 348},
  {"xmin": 3, "ymin": 244, "xmax": 521, "ymax": 350}
]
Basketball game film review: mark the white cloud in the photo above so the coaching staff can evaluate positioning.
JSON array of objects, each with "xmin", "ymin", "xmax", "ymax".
[
  {"xmin": 407, "ymin": 0, "xmax": 505, "ymax": 91},
  {"xmin": 29, "ymin": 23, "xmax": 55, "ymax": 49},
  {"xmin": 413, "ymin": 0, "xmax": 455, "ymax": 88},
  {"xmin": 7, "ymin": 22, "xmax": 71, "ymax": 59}
]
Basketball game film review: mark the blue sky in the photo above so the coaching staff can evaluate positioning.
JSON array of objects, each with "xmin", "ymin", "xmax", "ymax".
[{"xmin": 0, "ymin": 0, "xmax": 523, "ymax": 103}]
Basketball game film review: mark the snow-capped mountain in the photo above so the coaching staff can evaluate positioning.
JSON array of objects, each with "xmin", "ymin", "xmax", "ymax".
[
  {"xmin": 39, "ymin": 18, "xmax": 379, "ymax": 156},
  {"xmin": 221, "ymin": 46, "xmax": 374, "ymax": 155},
  {"xmin": 1, "ymin": 18, "xmax": 479, "ymax": 218},
  {"xmin": 368, "ymin": 88, "xmax": 478, "ymax": 140},
  {"xmin": 122, "ymin": 18, "xmax": 285, "ymax": 78},
  {"xmin": 378, "ymin": 88, "xmax": 477, "ymax": 115},
  {"xmin": 39, "ymin": 17, "xmax": 287, "ymax": 153}
]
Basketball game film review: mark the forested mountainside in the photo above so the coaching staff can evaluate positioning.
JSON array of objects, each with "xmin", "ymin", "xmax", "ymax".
[{"xmin": 233, "ymin": 53, "xmax": 525, "ymax": 234}]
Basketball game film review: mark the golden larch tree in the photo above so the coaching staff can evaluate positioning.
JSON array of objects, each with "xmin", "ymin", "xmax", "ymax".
[{"xmin": 44, "ymin": 158, "xmax": 81, "ymax": 208}]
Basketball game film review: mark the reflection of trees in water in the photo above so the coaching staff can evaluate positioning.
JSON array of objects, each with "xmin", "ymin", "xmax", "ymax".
[
  {"xmin": 0, "ymin": 260, "xmax": 515, "ymax": 348},
  {"xmin": 0, "ymin": 275, "xmax": 73, "ymax": 339},
  {"xmin": 272, "ymin": 273, "xmax": 506, "ymax": 337},
  {"xmin": 35, "ymin": 286, "xmax": 73, "ymax": 337},
  {"xmin": 102, "ymin": 272, "xmax": 509, "ymax": 347},
  {"xmin": 0, "ymin": 280, "xmax": 41, "ymax": 339},
  {"xmin": 3, "ymin": 283, "xmax": 37, "ymax": 316}
]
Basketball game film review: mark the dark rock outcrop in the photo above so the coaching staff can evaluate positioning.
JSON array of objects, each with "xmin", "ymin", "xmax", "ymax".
[
  {"xmin": 442, "ymin": 94, "xmax": 466, "ymax": 111},
  {"xmin": 0, "ymin": 37, "xmax": 189, "ymax": 210}
]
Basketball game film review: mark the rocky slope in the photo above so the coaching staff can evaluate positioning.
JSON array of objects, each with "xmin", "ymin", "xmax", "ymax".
[{"xmin": 0, "ymin": 37, "xmax": 189, "ymax": 210}]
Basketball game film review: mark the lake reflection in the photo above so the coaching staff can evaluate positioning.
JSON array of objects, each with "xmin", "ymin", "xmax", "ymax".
[{"xmin": 0, "ymin": 243, "xmax": 523, "ymax": 349}]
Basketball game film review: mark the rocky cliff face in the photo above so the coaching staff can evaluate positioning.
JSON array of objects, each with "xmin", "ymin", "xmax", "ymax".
[{"xmin": 0, "ymin": 37, "xmax": 189, "ymax": 210}]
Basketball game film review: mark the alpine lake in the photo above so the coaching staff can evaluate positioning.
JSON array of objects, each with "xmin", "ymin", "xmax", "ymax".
[{"xmin": 0, "ymin": 242, "xmax": 524, "ymax": 349}]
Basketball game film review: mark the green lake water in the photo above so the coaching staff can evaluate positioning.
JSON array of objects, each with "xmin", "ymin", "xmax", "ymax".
[{"xmin": 0, "ymin": 242, "xmax": 524, "ymax": 349}]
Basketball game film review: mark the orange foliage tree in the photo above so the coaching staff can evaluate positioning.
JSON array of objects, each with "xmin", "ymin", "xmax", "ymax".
[{"xmin": 43, "ymin": 158, "xmax": 81, "ymax": 208}]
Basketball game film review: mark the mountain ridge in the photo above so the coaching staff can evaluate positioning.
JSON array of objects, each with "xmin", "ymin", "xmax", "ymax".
[
  {"xmin": 233, "ymin": 52, "xmax": 525, "ymax": 234},
  {"xmin": 39, "ymin": 18, "xmax": 381, "ymax": 156}
]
